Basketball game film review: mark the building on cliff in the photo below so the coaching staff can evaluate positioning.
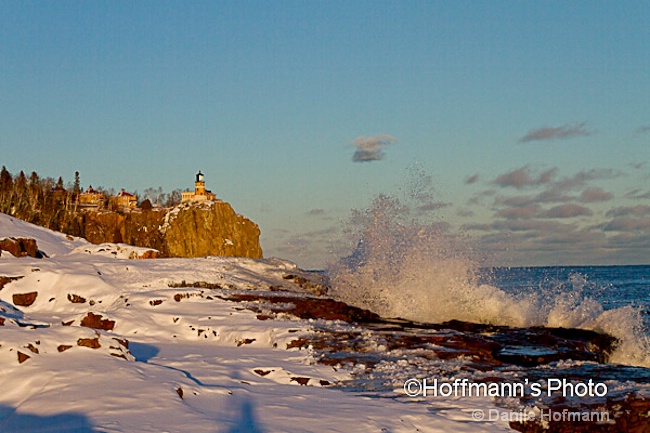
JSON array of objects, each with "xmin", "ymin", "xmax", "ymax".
[
  {"xmin": 116, "ymin": 189, "xmax": 137, "ymax": 209},
  {"xmin": 181, "ymin": 171, "xmax": 216, "ymax": 203},
  {"xmin": 77, "ymin": 186, "xmax": 105, "ymax": 210}
]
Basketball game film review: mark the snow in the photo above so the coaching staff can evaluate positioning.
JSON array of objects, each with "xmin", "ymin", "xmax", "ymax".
[
  {"xmin": 0, "ymin": 215, "xmax": 88, "ymax": 257},
  {"xmin": 0, "ymin": 214, "xmax": 509, "ymax": 432}
]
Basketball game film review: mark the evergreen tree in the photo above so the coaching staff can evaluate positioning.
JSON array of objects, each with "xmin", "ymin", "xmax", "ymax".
[
  {"xmin": 0, "ymin": 166, "xmax": 12, "ymax": 193},
  {"xmin": 14, "ymin": 171, "xmax": 28, "ymax": 217},
  {"xmin": 73, "ymin": 171, "xmax": 81, "ymax": 196},
  {"xmin": 0, "ymin": 166, "xmax": 13, "ymax": 213},
  {"xmin": 73, "ymin": 171, "xmax": 81, "ymax": 211}
]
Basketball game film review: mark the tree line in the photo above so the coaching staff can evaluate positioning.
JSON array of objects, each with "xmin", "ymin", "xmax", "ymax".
[{"xmin": 0, "ymin": 166, "xmax": 183, "ymax": 232}]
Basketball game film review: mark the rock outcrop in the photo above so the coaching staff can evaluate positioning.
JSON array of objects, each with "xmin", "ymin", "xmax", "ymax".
[
  {"xmin": 163, "ymin": 202, "xmax": 262, "ymax": 258},
  {"xmin": 63, "ymin": 201, "xmax": 262, "ymax": 259},
  {"xmin": 0, "ymin": 237, "xmax": 44, "ymax": 258}
]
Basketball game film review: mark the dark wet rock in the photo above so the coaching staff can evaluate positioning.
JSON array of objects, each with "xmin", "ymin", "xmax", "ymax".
[
  {"xmin": 80, "ymin": 312, "xmax": 115, "ymax": 331},
  {"xmin": 219, "ymin": 290, "xmax": 616, "ymax": 370},
  {"xmin": 510, "ymin": 393, "xmax": 650, "ymax": 433},
  {"xmin": 12, "ymin": 291, "xmax": 38, "ymax": 306},
  {"xmin": 218, "ymin": 292, "xmax": 381, "ymax": 323},
  {"xmin": 282, "ymin": 273, "xmax": 329, "ymax": 296},
  {"xmin": 203, "ymin": 283, "xmax": 648, "ymax": 427}
]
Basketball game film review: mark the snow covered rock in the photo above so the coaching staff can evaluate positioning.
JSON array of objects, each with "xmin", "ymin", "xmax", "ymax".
[{"xmin": 0, "ymin": 237, "xmax": 43, "ymax": 258}]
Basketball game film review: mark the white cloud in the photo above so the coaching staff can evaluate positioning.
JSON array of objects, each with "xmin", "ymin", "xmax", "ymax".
[
  {"xmin": 351, "ymin": 134, "xmax": 397, "ymax": 163},
  {"xmin": 519, "ymin": 122, "xmax": 592, "ymax": 143}
]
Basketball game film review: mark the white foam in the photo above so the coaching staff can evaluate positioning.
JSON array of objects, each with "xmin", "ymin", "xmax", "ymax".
[{"xmin": 327, "ymin": 195, "xmax": 650, "ymax": 368}]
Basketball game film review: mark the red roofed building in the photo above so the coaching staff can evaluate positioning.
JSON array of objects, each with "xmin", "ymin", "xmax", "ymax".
[
  {"xmin": 77, "ymin": 186, "xmax": 105, "ymax": 210},
  {"xmin": 116, "ymin": 189, "xmax": 137, "ymax": 209}
]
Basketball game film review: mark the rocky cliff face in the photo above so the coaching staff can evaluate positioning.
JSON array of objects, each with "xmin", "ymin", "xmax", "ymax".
[
  {"xmin": 162, "ymin": 201, "xmax": 262, "ymax": 258},
  {"xmin": 65, "ymin": 201, "xmax": 262, "ymax": 259}
]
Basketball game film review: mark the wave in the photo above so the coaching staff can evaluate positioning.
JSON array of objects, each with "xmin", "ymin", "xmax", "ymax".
[{"xmin": 327, "ymin": 195, "xmax": 650, "ymax": 368}]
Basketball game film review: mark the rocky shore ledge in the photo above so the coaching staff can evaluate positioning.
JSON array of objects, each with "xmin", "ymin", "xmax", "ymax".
[{"xmin": 199, "ymin": 276, "xmax": 650, "ymax": 433}]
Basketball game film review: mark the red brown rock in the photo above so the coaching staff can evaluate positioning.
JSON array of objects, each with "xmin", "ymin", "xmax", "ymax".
[
  {"xmin": 0, "ymin": 275, "xmax": 24, "ymax": 290},
  {"xmin": 17, "ymin": 351, "xmax": 30, "ymax": 364},
  {"xmin": 112, "ymin": 338, "xmax": 129, "ymax": 349},
  {"xmin": 0, "ymin": 238, "xmax": 43, "ymax": 258},
  {"xmin": 137, "ymin": 250, "xmax": 160, "ymax": 259},
  {"xmin": 290, "ymin": 377, "xmax": 310, "ymax": 386},
  {"xmin": 12, "ymin": 291, "xmax": 38, "ymax": 307},
  {"xmin": 57, "ymin": 345, "xmax": 73, "ymax": 352},
  {"xmin": 77, "ymin": 338, "xmax": 101, "ymax": 349},
  {"xmin": 67, "ymin": 294, "xmax": 86, "ymax": 303},
  {"xmin": 80, "ymin": 312, "xmax": 115, "ymax": 331}
]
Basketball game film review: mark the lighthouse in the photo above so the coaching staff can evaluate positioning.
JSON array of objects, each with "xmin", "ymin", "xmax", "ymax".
[
  {"xmin": 195, "ymin": 171, "xmax": 206, "ymax": 196},
  {"xmin": 181, "ymin": 171, "xmax": 217, "ymax": 203}
]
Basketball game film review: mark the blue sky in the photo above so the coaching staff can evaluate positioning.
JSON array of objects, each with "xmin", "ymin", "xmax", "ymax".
[{"xmin": 1, "ymin": 1, "xmax": 649, "ymax": 268}]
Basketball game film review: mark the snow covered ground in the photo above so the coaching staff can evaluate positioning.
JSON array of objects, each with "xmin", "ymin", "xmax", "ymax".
[{"xmin": 0, "ymin": 214, "xmax": 508, "ymax": 432}]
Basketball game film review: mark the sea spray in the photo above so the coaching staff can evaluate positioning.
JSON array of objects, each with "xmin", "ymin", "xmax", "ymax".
[{"xmin": 327, "ymin": 194, "xmax": 650, "ymax": 367}]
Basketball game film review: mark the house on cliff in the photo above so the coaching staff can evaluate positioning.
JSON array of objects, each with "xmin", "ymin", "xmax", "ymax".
[
  {"xmin": 116, "ymin": 189, "xmax": 137, "ymax": 209},
  {"xmin": 181, "ymin": 171, "xmax": 216, "ymax": 203},
  {"xmin": 77, "ymin": 186, "xmax": 105, "ymax": 210}
]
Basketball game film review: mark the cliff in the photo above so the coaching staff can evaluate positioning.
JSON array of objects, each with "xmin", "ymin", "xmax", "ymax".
[
  {"xmin": 162, "ymin": 201, "xmax": 262, "ymax": 258},
  {"xmin": 65, "ymin": 201, "xmax": 262, "ymax": 259}
]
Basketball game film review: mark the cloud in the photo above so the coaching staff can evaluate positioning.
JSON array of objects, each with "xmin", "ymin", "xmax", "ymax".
[
  {"xmin": 542, "ymin": 204, "xmax": 593, "ymax": 219},
  {"xmin": 351, "ymin": 134, "xmax": 397, "ymax": 162},
  {"xmin": 495, "ymin": 204, "xmax": 541, "ymax": 220},
  {"xmin": 554, "ymin": 168, "xmax": 619, "ymax": 190},
  {"xmin": 519, "ymin": 122, "xmax": 592, "ymax": 143},
  {"xmin": 493, "ymin": 166, "xmax": 557, "ymax": 189},
  {"xmin": 606, "ymin": 205, "xmax": 650, "ymax": 218},
  {"xmin": 417, "ymin": 201, "xmax": 451, "ymax": 212},
  {"xmin": 535, "ymin": 187, "xmax": 572, "ymax": 203},
  {"xmin": 625, "ymin": 189, "xmax": 650, "ymax": 200},
  {"xmin": 602, "ymin": 217, "xmax": 650, "ymax": 232},
  {"xmin": 579, "ymin": 187, "xmax": 613, "ymax": 203},
  {"xmin": 465, "ymin": 173, "xmax": 479, "ymax": 184},
  {"xmin": 496, "ymin": 189, "xmax": 572, "ymax": 208},
  {"xmin": 305, "ymin": 208, "xmax": 326, "ymax": 217},
  {"xmin": 494, "ymin": 167, "xmax": 536, "ymax": 189}
]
